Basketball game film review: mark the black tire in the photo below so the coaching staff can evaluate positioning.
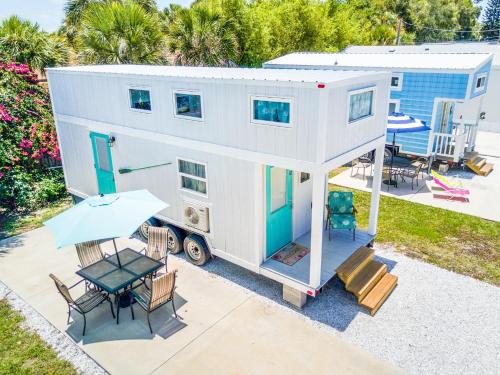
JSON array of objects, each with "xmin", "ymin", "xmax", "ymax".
[
  {"xmin": 137, "ymin": 217, "xmax": 161, "ymax": 241},
  {"xmin": 183, "ymin": 234, "xmax": 210, "ymax": 266},
  {"xmin": 165, "ymin": 224, "xmax": 185, "ymax": 254}
]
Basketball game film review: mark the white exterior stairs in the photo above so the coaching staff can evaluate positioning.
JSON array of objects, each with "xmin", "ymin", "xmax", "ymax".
[
  {"xmin": 336, "ymin": 247, "xmax": 397, "ymax": 316},
  {"xmin": 466, "ymin": 154, "xmax": 494, "ymax": 176}
]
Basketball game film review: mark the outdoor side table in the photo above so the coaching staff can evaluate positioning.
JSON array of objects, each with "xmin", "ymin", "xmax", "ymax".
[{"xmin": 76, "ymin": 248, "xmax": 163, "ymax": 324}]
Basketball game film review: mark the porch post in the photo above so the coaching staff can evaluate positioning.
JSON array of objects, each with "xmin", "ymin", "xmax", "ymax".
[
  {"xmin": 368, "ymin": 144, "xmax": 384, "ymax": 236},
  {"xmin": 309, "ymin": 171, "xmax": 327, "ymax": 288}
]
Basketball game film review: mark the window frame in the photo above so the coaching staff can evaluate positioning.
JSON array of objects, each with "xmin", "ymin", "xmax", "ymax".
[
  {"xmin": 388, "ymin": 99, "xmax": 400, "ymax": 114},
  {"xmin": 172, "ymin": 89, "xmax": 204, "ymax": 122},
  {"xmin": 346, "ymin": 86, "xmax": 377, "ymax": 125},
  {"xmin": 177, "ymin": 157, "xmax": 209, "ymax": 197},
  {"xmin": 128, "ymin": 85, "xmax": 152, "ymax": 113},
  {"xmin": 474, "ymin": 73, "xmax": 487, "ymax": 93},
  {"xmin": 250, "ymin": 95, "xmax": 294, "ymax": 128},
  {"xmin": 390, "ymin": 73, "xmax": 403, "ymax": 91}
]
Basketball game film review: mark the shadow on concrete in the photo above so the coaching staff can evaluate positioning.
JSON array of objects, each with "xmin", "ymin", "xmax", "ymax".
[{"xmin": 0, "ymin": 233, "xmax": 27, "ymax": 258}]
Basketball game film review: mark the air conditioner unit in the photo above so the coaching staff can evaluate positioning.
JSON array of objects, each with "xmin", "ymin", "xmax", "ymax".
[{"xmin": 183, "ymin": 201, "xmax": 210, "ymax": 232}]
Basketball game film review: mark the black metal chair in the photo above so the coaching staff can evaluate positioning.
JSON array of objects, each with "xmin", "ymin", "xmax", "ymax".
[
  {"xmin": 400, "ymin": 164, "xmax": 423, "ymax": 190},
  {"xmin": 351, "ymin": 157, "xmax": 373, "ymax": 179},
  {"xmin": 49, "ymin": 273, "xmax": 115, "ymax": 336},
  {"xmin": 129, "ymin": 270, "xmax": 178, "ymax": 334}
]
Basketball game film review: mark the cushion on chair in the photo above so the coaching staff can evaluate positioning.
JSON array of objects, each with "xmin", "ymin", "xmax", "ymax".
[
  {"xmin": 328, "ymin": 191, "xmax": 354, "ymax": 214},
  {"xmin": 330, "ymin": 214, "xmax": 356, "ymax": 229}
]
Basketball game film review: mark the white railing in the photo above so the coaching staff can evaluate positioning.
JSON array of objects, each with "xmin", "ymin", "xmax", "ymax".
[{"xmin": 433, "ymin": 131, "xmax": 466, "ymax": 162}]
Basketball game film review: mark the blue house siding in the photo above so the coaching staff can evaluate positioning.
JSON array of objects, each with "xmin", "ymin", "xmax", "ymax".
[
  {"xmin": 470, "ymin": 60, "xmax": 492, "ymax": 98},
  {"xmin": 388, "ymin": 72, "xmax": 469, "ymax": 155}
]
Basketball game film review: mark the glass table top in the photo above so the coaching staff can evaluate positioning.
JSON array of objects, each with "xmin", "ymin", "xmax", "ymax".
[{"xmin": 76, "ymin": 248, "xmax": 162, "ymax": 293}]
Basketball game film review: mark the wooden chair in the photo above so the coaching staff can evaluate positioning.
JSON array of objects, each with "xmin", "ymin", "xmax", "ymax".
[
  {"xmin": 143, "ymin": 227, "xmax": 169, "ymax": 267},
  {"xmin": 49, "ymin": 273, "xmax": 114, "ymax": 336},
  {"xmin": 129, "ymin": 271, "xmax": 178, "ymax": 334},
  {"xmin": 325, "ymin": 191, "xmax": 357, "ymax": 241}
]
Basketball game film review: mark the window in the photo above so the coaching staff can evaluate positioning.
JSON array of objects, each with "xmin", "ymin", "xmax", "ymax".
[
  {"xmin": 348, "ymin": 87, "xmax": 375, "ymax": 123},
  {"xmin": 174, "ymin": 90, "xmax": 203, "ymax": 120},
  {"xmin": 388, "ymin": 100, "xmax": 400, "ymax": 115},
  {"xmin": 95, "ymin": 137, "xmax": 111, "ymax": 172},
  {"xmin": 474, "ymin": 73, "xmax": 487, "ymax": 93},
  {"xmin": 270, "ymin": 167, "xmax": 287, "ymax": 212},
  {"xmin": 129, "ymin": 88, "xmax": 151, "ymax": 111},
  {"xmin": 178, "ymin": 159, "xmax": 207, "ymax": 195},
  {"xmin": 251, "ymin": 96, "xmax": 292, "ymax": 126},
  {"xmin": 300, "ymin": 172, "xmax": 310, "ymax": 183},
  {"xmin": 390, "ymin": 73, "xmax": 403, "ymax": 91}
]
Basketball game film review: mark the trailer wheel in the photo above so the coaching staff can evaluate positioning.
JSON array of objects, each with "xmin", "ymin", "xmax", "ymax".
[
  {"xmin": 165, "ymin": 224, "xmax": 185, "ymax": 254},
  {"xmin": 183, "ymin": 234, "xmax": 210, "ymax": 266},
  {"xmin": 137, "ymin": 218, "xmax": 161, "ymax": 241}
]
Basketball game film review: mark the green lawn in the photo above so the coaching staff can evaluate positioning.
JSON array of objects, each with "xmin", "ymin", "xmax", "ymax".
[
  {"xmin": 0, "ymin": 198, "xmax": 72, "ymax": 240},
  {"xmin": 330, "ymin": 185, "xmax": 500, "ymax": 285},
  {"xmin": 0, "ymin": 299, "xmax": 77, "ymax": 374}
]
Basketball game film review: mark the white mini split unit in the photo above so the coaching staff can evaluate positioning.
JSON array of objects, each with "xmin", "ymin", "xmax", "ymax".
[{"xmin": 183, "ymin": 201, "xmax": 210, "ymax": 232}]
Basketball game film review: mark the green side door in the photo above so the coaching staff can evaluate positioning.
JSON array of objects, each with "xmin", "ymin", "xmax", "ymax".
[
  {"xmin": 90, "ymin": 132, "xmax": 116, "ymax": 194},
  {"xmin": 266, "ymin": 166, "xmax": 293, "ymax": 257}
]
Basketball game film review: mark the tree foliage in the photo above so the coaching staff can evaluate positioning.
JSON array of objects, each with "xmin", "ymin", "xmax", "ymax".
[
  {"xmin": 483, "ymin": 0, "xmax": 500, "ymax": 40},
  {"xmin": 0, "ymin": 16, "xmax": 69, "ymax": 73}
]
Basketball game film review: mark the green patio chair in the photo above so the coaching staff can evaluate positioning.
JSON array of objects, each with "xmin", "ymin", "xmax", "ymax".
[{"xmin": 325, "ymin": 191, "xmax": 357, "ymax": 241}]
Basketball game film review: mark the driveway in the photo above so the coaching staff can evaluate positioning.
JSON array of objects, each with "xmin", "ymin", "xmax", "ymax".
[{"xmin": 0, "ymin": 228, "xmax": 401, "ymax": 375}]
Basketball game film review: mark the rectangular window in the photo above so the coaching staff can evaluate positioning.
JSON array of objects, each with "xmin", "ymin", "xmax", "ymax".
[
  {"xmin": 270, "ymin": 167, "xmax": 287, "ymax": 212},
  {"xmin": 388, "ymin": 100, "xmax": 400, "ymax": 115},
  {"xmin": 348, "ymin": 88, "xmax": 375, "ymax": 123},
  {"xmin": 95, "ymin": 137, "xmax": 111, "ymax": 172},
  {"xmin": 300, "ymin": 172, "xmax": 310, "ymax": 183},
  {"xmin": 251, "ymin": 96, "xmax": 292, "ymax": 126},
  {"xmin": 178, "ymin": 159, "xmax": 207, "ymax": 195},
  {"xmin": 129, "ymin": 88, "xmax": 151, "ymax": 111},
  {"xmin": 474, "ymin": 73, "xmax": 487, "ymax": 93},
  {"xmin": 174, "ymin": 90, "xmax": 203, "ymax": 120},
  {"xmin": 390, "ymin": 73, "xmax": 403, "ymax": 91}
]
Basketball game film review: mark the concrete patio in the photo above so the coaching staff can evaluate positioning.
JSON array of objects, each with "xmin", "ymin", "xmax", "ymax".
[
  {"xmin": 331, "ymin": 156, "xmax": 500, "ymax": 222},
  {"xmin": 0, "ymin": 227, "xmax": 402, "ymax": 375}
]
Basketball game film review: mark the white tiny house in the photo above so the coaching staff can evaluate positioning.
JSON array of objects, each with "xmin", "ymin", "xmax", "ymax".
[{"xmin": 47, "ymin": 65, "xmax": 390, "ymax": 306}]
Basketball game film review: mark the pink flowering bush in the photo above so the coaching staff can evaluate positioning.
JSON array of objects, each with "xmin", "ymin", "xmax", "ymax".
[{"xmin": 0, "ymin": 54, "xmax": 65, "ymax": 211}]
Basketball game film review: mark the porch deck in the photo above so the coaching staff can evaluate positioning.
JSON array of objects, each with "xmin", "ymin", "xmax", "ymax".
[{"xmin": 260, "ymin": 229, "xmax": 374, "ymax": 290}]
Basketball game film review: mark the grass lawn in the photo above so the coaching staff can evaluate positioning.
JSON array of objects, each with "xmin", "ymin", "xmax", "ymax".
[
  {"xmin": 0, "ymin": 299, "xmax": 77, "ymax": 374},
  {"xmin": 330, "ymin": 185, "xmax": 500, "ymax": 285},
  {"xmin": 0, "ymin": 197, "xmax": 72, "ymax": 240}
]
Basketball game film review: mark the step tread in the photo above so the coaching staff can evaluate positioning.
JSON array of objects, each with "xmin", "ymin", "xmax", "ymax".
[
  {"xmin": 336, "ymin": 247, "xmax": 374, "ymax": 284},
  {"xmin": 480, "ymin": 163, "xmax": 493, "ymax": 173},
  {"xmin": 361, "ymin": 273, "xmax": 398, "ymax": 316},
  {"xmin": 346, "ymin": 260, "xmax": 387, "ymax": 298}
]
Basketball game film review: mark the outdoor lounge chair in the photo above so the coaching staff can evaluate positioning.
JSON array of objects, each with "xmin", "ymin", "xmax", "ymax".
[
  {"xmin": 431, "ymin": 175, "xmax": 470, "ymax": 203},
  {"xmin": 49, "ymin": 273, "xmax": 114, "ymax": 336},
  {"xmin": 430, "ymin": 170, "xmax": 464, "ymax": 188},
  {"xmin": 325, "ymin": 191, "xmax": 357, "ymax": 241},
  {"xmin": 129, "ymin": 271, "xmax": 178, "ymax": 334}
]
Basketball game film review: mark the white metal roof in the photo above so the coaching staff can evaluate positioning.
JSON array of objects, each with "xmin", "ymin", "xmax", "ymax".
[
  {"xmin": 344, "ymin": 42, "xmax": 500, "ymax": 66},
  {"xmin": 263, "ymin": 52, "xmax": 492, "ymax": 71},
  {"xmin": 47, "ymin": 64, "xmax": 385, "ymax": 85}
]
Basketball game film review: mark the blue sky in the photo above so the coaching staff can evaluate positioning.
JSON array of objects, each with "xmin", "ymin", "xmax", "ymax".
[
  {"xmin": 0, "ymin": 0, "xmax": 488, "ymax": 33},
  {"xmin": 0, "ymin": 0, "xmax": 194, "ymax": 32}
]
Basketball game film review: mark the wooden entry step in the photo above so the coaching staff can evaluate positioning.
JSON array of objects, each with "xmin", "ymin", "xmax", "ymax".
[
  {"xmin": 336, "ymin": 247, "xmax": 398, "ymax": 316},
  {"xmin": 346, "ymin": 260, "xmax": 387, "ymax": 302},
  {"xmin": 360, "ymin": 273, "xmax": 398, "ymax": 316},
  {"xmin": 466, "ymin": 156, "xmax": 494, "ymax": 176},
  {"xmin": 335, "ymin": 246, "xmax": 374, "ymax": 285}
]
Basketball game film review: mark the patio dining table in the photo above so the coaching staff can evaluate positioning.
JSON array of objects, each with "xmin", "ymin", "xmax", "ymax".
[{"xmin": 76, "ymin": 248, "xmax": 163, "ymax": 324}]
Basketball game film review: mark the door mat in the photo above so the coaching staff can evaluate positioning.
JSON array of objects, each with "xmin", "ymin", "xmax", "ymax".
[{"xmin": 272, "ymin": 242, "xmax": 310, "ymax": 266}]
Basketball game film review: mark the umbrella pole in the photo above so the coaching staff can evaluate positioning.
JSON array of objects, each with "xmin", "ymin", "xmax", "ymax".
[
  {"xmin": 390, "ymin": 132, "xmax": 396, "ymax": 186},
  {"xmin": 112, "ymin": 238, "xmax": 122, "ymax": 268}
]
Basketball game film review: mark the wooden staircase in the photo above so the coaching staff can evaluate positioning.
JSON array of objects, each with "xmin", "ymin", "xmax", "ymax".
[
  {"xmin": 466, "ymin": 154, "xmax": 494, "ymax": 176},
  {"xmin": 336, "ymin": 247, "xmax": 397, "ymax": 316}
]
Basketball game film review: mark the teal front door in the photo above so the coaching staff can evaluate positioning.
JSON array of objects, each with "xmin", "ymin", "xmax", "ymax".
[
  {"xmin": 266, "ymin": 166, "xmax": 293, "ymax": 257},
  {"xmin": 90, "ymin": 132, "xmax": 116, "ymax": 194}
]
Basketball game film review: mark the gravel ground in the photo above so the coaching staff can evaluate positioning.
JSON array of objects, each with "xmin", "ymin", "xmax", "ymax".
[
  {"xmin": 165, "ymin": 241, "xmax": 500, "ymax": 375},
  {"xmin": 0, "ymin": 281, "xmax": 107, "ymax": 375}
]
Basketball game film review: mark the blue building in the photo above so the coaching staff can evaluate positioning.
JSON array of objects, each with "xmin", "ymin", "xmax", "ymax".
[{"xmin": 264, "ymin": 52, "xmax": 493, "ymax": 163}]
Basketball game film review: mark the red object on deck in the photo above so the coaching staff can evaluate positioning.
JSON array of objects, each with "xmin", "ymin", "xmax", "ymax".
[{"xmin": 317, "ymin": 83, "xmax": 326, "ymax": 89}]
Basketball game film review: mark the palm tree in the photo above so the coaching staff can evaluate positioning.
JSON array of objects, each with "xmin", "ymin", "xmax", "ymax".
[
  {"xmin": 167, "ymin": 5, "xmax": 239, "ymax": 66},
  {"xmin": 0, "ymin": 16, "xmax": 69, "ymax": 73},
  {"xmin": 77, "ymin": 0, "xmax": 166, "ymax": 64}
]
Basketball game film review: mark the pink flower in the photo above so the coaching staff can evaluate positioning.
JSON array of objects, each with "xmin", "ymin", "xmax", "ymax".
[
  {"xmin": 22, "ymin": 151, "xmax": 28, "ymax": 156},
  {"xmin": 0, "ymin": 172, "xmax": 3, "ymax": 179}
]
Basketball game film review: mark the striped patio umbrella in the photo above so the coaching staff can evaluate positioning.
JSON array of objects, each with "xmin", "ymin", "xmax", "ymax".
[{"xmin": 385, "ymin": 112, "xmax": 430, "ymax": 186}]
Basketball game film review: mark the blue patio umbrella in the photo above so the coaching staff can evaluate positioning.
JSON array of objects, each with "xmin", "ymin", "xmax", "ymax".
[
  {"xmin": 44, "ymin": 189, "xmax": 169, "ymax": 267},
  {"xmin": 385, "ymin": 112, "xmax": 430, "ymax": 186}
]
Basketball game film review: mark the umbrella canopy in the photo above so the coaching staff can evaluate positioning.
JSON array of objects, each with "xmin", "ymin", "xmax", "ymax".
[
  {"xmin": 387, "ymin": 112, "xmax": 430, "ymax": 133},
  {"xmin": 44, "ymin": 189, "xmax": 169, "ymax": 249}
]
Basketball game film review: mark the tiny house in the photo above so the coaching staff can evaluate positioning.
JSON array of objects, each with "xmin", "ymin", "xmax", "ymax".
[
  {"xmin": 47, "ymin": 65, "xmax": 390, "ymax": 306},
  {"xmin": 264, "ymin": 52, "xmax": 493, "ymax": 163}
]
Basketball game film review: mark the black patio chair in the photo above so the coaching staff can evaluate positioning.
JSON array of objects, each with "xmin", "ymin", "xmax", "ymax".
[
  {"xmin": 351, "ymin": 157, "xmax": 373, "ymax": 179},
  {"xmin": 400, "ymin": 164, "xmax": 423, "ymax": 190},
  {"xmin": 49, "ymin": 273, "xmax": 115, "ymax": 336}
]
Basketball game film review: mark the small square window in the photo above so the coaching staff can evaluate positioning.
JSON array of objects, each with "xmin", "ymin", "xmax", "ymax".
[
  {"xmin": 129, "ymin": 89, "xmax": 151, "ymax": 111},
  {"xmin": 174, "ymin": 91, "xmax": 203, "ymax": 119},
  {"xmin": 251, "ymin": 97, "xmax": 292, "ymax": 126},
  {"xmin": 390, "ymin": 73, "xmax": 403, "ymax": 91},
  {"xmin": 474, "ymin": 73, "xmax": 487, "ymax": 93},
  {"xmin": 300, "ymin": 172, "xmax": 310, "ymax": 183}
]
